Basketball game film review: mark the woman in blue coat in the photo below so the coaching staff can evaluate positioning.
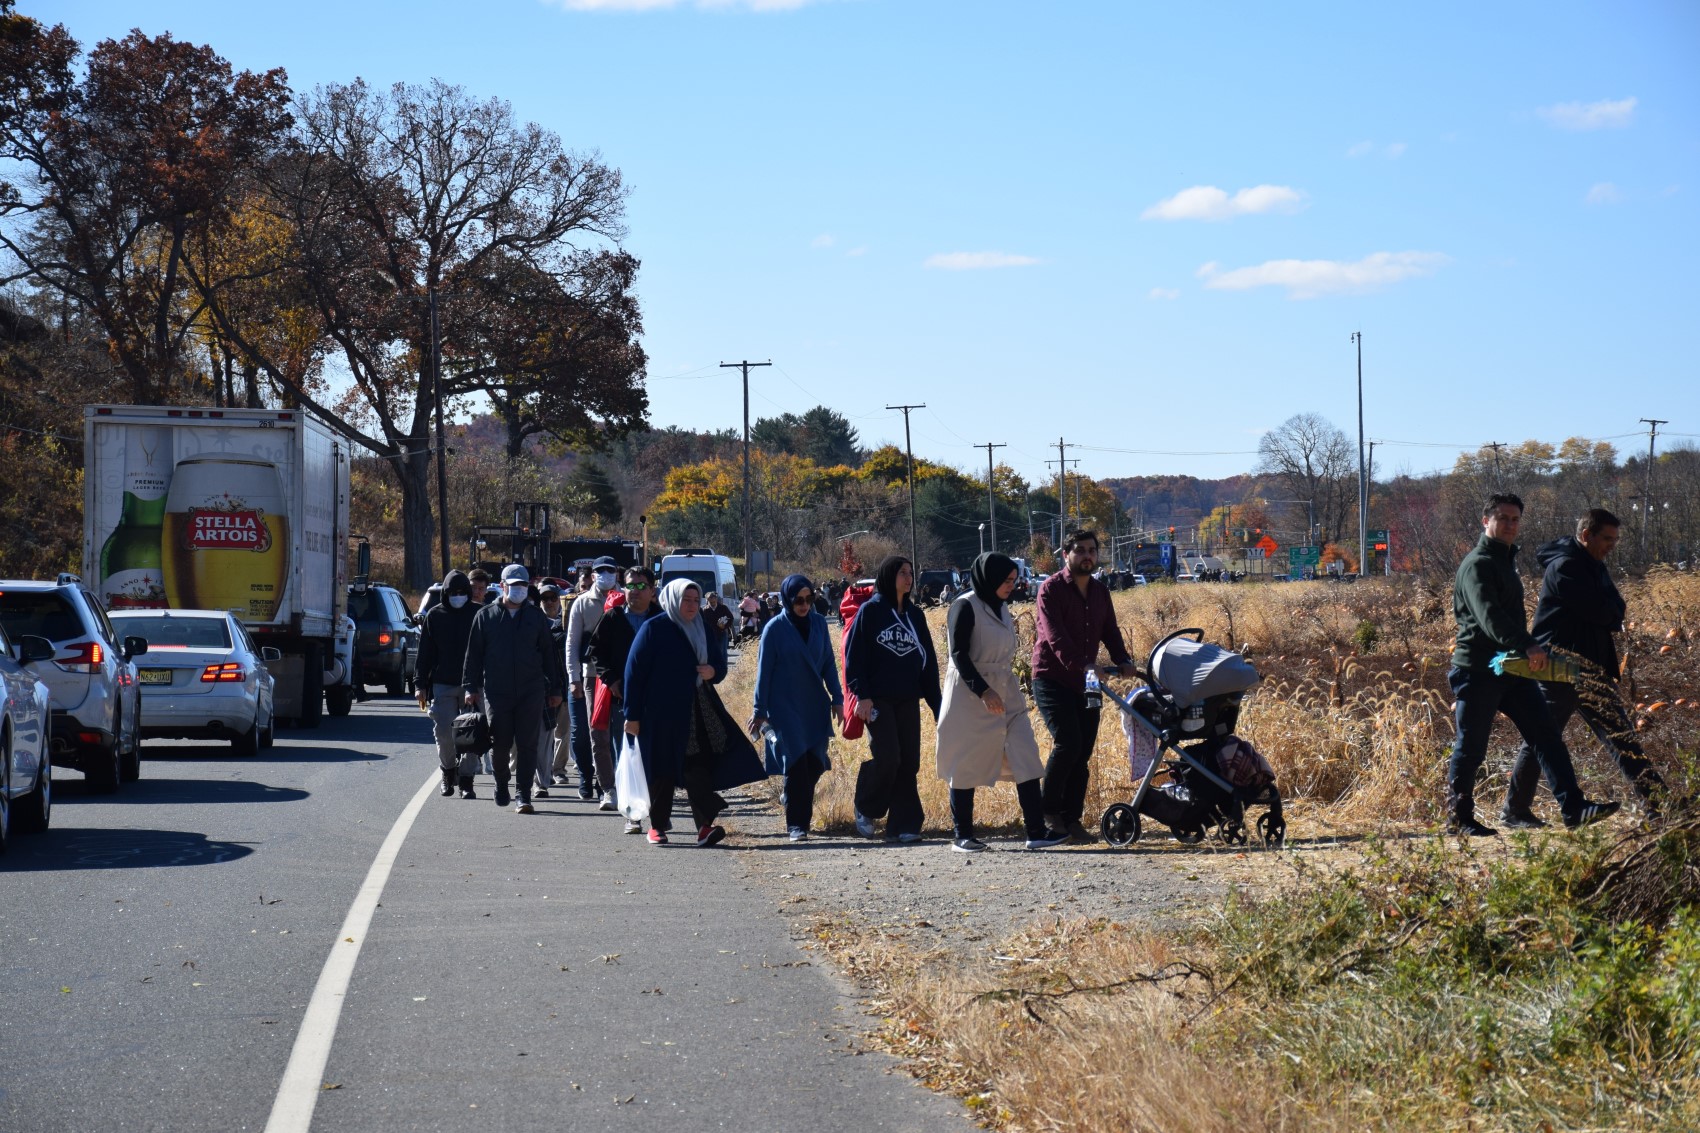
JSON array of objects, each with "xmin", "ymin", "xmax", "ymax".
[
  {"xmin": 748, "ymin": 573, "xmax": 843, "ymax": 841},
  {"xmin": 623, "ymin": 580, "xmax": 764, "ymax": 846}
]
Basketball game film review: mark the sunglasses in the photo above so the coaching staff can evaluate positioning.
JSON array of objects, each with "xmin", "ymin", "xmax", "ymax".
[
  {"xmin": 624, "ymin": 581, "xmax": 651, "ymax": 591},
  {"xmin": 792, "ymin": 593, "xmax": 814, "ymax": 604}
]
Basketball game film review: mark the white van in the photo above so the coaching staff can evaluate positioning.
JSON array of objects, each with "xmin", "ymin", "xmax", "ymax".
[{"xmin": 658, "ymin": 552, "xmax": 738, "ymax": 602}]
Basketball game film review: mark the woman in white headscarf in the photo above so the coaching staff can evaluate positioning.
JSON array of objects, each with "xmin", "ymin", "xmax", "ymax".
[{"xmin": 624, "ymin": 580, "xmax": 763, "ymax": 846}]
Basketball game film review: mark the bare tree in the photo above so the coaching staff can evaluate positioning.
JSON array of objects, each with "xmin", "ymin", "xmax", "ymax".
[{"xmin": 1256, "ymin": 412, "xmax": 1355, "ymax": 544}]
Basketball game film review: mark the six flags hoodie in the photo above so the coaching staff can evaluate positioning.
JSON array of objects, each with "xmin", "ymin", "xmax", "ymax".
[
  {"xmin": 1529, "ymin": 535, "xmax": 1627, "ymax": 678},
  {"xmin": 415, "ymin": 570, "xmax": 476, "ymax": 690},
  {"xmin": 843, "ymin": 556, "xmax": 942, "ymax": 715}
]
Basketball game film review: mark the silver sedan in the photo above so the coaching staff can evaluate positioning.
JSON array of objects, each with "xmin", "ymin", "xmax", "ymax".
[
  {"xmin": 0, "ymin": 622, "xmax": 53, "ymax": 850},
  {"xmin": 109, "ymin": 610, "xmax": 278, "ymax": 757}
]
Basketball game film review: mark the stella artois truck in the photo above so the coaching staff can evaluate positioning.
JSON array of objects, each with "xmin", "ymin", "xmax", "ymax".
[{"xmin": 82, "ymin": 404, "xmax": 359, "ymax": 726}]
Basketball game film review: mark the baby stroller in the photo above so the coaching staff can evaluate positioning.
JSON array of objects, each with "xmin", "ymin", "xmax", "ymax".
[{"xmin": 1099, "ymin": 628, "xmax": 1285, "ymax": 848}]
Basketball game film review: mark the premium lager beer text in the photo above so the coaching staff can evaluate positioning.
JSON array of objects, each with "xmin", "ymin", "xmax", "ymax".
[
  {"xmin": 162, "ymin": 458, "xmax": 290, "ymax": 621},
  {"xmin": 100, "ymin": 427, "xmax": 172, "ymax": 610}
]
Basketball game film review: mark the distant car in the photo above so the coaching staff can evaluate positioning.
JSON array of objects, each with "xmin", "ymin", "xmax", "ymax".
[
  {"xmin": 0, "ymin": 574, "xmax": 145, "ymax": 792},
  {"xmin": 0, "ymin": 622, "xmax": 54, "ymax": 849},
  {"xmin": 109, "ymin": 610, "xmax": 277, "ymax": 757},
  {"xmin": 348, "ymin": 583, "xmax": 420, "ymax": 695},
  {"xmin": 1175, "ymin": 572, "xmax": 1197, "ymax": 583},
  {"xmin": 914, "ymin": 569, "xmax": 959, "ymax": 604}
]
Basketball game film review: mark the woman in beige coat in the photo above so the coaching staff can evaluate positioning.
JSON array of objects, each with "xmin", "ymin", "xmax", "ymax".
[{"xmin": 936, "ymin": 553, "xmax": 1070, "ymax": 852}]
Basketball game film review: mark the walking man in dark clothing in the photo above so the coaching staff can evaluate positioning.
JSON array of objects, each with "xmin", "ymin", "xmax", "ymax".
[
  {"xmin": 463, "ymin": 564, "xmax": 563, "ymax": 814},
  {"xmin": 416, "ymin": 569, "xmax": 482, "ymax": 798},
  {"xmin": 1447, "ymin": 493, "xmax": 1619, "ymax": 835},
  {"xmin": 1503, "ymin": 508, "xmax": 1663, "ymax": 825},
  {"xmin": 1031, "ymin": 529, "xmax": 1138, "ymax": 843}
]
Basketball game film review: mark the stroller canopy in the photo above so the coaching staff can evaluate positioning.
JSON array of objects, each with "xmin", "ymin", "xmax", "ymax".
[{"xmin": 1152, "ymin": 638, "xmax": 1260, "ymax": 707}]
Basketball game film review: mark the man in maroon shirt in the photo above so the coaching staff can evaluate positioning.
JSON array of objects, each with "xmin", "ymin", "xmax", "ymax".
[{"xmin": 1032, "ymin": 529, "xmax": 1138, "ymax": 842}]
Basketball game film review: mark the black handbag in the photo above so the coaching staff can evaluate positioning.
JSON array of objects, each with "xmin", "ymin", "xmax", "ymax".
[{"xmin": 453, "ymin": 709, "xmax": 490, "ymax": 754}]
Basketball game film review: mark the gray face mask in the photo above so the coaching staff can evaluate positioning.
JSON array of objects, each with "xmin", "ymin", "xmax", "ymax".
[
  {"xmin": 447, "ymin": 594, "xmax": 469, "ymax": 609},
  {"xmin": 595, "ymin": 570, "xmax": 618, "ymax": 589}
]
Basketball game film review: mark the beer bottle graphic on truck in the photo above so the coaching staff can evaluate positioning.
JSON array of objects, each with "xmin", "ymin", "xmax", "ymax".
[{"xmin": 100, "ymin": 427, "xmax": 171, "ymax": 610}]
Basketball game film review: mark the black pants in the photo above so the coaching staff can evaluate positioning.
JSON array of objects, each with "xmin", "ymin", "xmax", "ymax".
[
  {"xmin": 1033, "ymin": 677, "xmax": 1102, "ymax": 824},
  {"xmin": 647, "ymin": 747, "xmax": 722, "ymax": 833},
  {"xmin": 951, "ymin": 779, "xmax": 1048, "ymax": 841},
  {"xmin": 1507, "ymin": 678, "xmax": 1661, "ymax": 811},
  {"xmin": 1447, "ymin": 667, "xmax": 1582, "ymax": 820},
  {"xmin": 486, "ymin": 689, "xmax": 543, "ymax": 802},
  {"xmin": 853, "ymin": 697, "xmax": 924, "ymax": 837},
  {"xmin": 784, "ymin": 752, "xmax": 826, "ymax": 831}
]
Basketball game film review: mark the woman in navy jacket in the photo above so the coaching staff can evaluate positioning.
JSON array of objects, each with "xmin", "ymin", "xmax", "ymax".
[
  {"xmin": 842, "ymin": 555, "xmax": 941, "ymax": 842},
  {"xmin": 623, "ymin": 580, "xmax": 764, "ymax": 845},
  {"xmin": 748, "ymin": 573, "xmax": 843, "ymax": 841}
]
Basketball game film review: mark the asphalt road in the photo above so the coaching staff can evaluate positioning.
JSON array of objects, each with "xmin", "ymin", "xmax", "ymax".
[{"xmin": 0, "ymin": 698, "xmax": 965, "ymax": 1133}]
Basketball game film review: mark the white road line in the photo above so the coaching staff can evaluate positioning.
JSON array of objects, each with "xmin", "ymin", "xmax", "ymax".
[{"xmin": 264, "ymin": 771, "xmax": 438, "ymax": 1133}]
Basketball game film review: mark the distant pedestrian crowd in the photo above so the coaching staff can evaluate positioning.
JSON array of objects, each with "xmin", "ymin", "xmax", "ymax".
[{"xmin": 412, "ymin": 504, "xmax": 1665, "ymax": 849}]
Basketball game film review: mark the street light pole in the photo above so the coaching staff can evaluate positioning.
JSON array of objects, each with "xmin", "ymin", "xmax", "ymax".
[
  {"xmin": 720, "ymin": 360, "xmax": 771, "ymax": 592},
  {"xmin": 1351, "ymin": 331, "xmax": 1367, "ymax": 575}
]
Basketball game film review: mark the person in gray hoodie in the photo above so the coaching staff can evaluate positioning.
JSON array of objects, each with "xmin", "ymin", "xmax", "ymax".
[
  {"xmin": 463, "ymin": 564, "xmax": 563, "ymax": 813},
  {"xmin": 415, "ymin": 569, "xmax": 481, "ymax": 798},
  {"xmin": 564, "ymin": 555, "xmax": 622, "ymax": 799}
]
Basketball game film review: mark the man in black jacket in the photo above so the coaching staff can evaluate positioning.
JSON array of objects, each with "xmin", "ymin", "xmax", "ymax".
[
  {"xmin": 463, "ymin": 564, "xmax": 564, "ymax": 813},
  {"xmin": 1504, "ymin": 508, "xmax": 1663, "ymax": 825},
  {"xmin": 415, "ymin": 569, "xmax": 481, "ymax": 798}
]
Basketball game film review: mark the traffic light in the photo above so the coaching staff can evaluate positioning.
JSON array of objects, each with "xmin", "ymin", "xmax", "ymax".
[{"xmin": 1168, "ymin": 526, "xmax": 1175, "ymax": 536}]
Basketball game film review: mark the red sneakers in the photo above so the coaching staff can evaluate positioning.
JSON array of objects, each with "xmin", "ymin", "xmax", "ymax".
[
  {"xmin": 696, "ymin": 825, "xmax": 726, "ymax": 848},
  {"xmin": 647, "ymin": 828, "xmax": 668, "ymax": 845}
]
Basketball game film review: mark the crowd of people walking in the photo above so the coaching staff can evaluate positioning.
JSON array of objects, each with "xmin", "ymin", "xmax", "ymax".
[{"xmin": 412, "ymin": 505, "xmax": 1663, "ymax": 849}]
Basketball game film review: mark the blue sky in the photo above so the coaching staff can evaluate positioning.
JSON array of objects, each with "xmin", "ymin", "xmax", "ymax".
[{"xmin": 32, "ymin": 0, "xmax": 1700, "ymax": 484}]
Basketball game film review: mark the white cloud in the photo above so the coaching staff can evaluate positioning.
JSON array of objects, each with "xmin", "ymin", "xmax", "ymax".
[
  {"xmin": 1148, "ymin": 287, "xmax": 1179, "ymax": 301},
  {"xmin": 1538, "ymin": 97, "xmax": 1636, "ymax": 131},
  {"xmin": 810, "ymin": 233, "xmax": 835, "ymax": 249},
  {"xmin": 1585, "ymin": 182, "xmax": 1622, "ymax": 205},
  {"xmin": 845, "ymin": 245, "xmax": 867, "ymax": 257},
  {"xmin": 1141, "ymin": 184, "xmax": 1305, "ymax": 221},
  {"xmin": 1347, "ymin": 141, "xmax": 1406, "ymax": 159},
  {"xmin": 1346, "ymin": 141, "xmax": 1375, "ymax": 158},
  {"xmin": 557, "ymin": 0, "xmax": 818, "ymax": 10},
  {"xmin": 923, "ymin": 251, "xmax": 1040, "ymax": 271},
  {"xmin": 1383, "ymin": 142, "xmax": 1407, "ymax": 158},
  {"xmin": 1198, "ymin": 251, "xmax": 1448, "ymax": 299}
]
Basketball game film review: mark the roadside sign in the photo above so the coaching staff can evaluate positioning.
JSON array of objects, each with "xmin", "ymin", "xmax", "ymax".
[
  {"xmin": 1291, "ymin": 545, "xmax": 1321, "ymax": 572},
  {"xmin": 1255, "ymin": 534, "xmax": 1278, "ymax": 557}
]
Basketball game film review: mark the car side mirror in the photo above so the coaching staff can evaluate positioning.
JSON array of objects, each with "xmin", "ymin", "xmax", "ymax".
[
  {"xmin": 261, "ymin": 646, "xmax": 283, "ymax": 662},
  {"xmin": 17, "ymin": 635, "xmax": 55, "ymax": 664},
  {"xmin": 123, "ymin": 636, "xmax": 149, "ymax": 660}
]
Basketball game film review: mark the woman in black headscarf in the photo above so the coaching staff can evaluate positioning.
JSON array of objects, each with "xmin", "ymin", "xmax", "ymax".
[
  {"xmin": 842, "ymin": 555, "xmax": 941, "ymax": 843},
  {"xmin": 936, "ymin": 553, "xmax": 1068, "ymax": 852},
  {"xmin": 749, "ymin": 573, "xmax": 843, "ymax": 841}
]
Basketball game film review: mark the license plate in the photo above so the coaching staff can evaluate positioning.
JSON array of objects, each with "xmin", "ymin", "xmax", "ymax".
[{"xmin": 139, "ymin": 669, "xmax": 173, "ymax": 686}]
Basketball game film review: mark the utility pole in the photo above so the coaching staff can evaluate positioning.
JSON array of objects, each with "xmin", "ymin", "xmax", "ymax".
[
  {"xmin": 1054, "ymin": 438, "xmax": 1072, "ymax": 523},
  {"xmin": 975, "ymin": 442, "xmax": 1006, "ymax": 553},
  {"xmin": 430, "ymin": 287, "xmax": 449, "ymax": 577},
  {"xmin": 1485, "ymin": 441, "xmax": 1506, "ymax": 484},
  {"xmin": 1640, "ymin": 417, "xmax": 1668, "ymax": 561},
  {"xmin": 1350, "ymin": 332, "xmax": 1367, "ymax": 577},
  {"xmin": 887, "ymin": 403, "xmax": 926, "ymax": 569},
  {"xmin": 720, "ymin": 360, "xmax": 771, "ymax": 592}
]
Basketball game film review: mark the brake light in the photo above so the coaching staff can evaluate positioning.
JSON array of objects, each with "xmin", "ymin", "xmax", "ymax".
[
  {"xmin": 201, "ymin": 662, "xmax": 246, "ymax": 683},
  {"xmin": 55, "ymin": 641, "xmax": 104, "ymax": 673},
  {"xmin": 377, "ymin": 632, "xmax": 393, "ymax": 646}
]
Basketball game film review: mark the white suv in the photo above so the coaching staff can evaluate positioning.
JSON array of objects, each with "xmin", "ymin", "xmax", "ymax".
[{"xmin": 0, "ymin": 574, "xmax": 145, "ymax": 792}]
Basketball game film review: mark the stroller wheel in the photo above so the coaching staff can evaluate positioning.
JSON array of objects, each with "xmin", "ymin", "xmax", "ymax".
[
  {"xmin": 1101, "ymin": 803, "xmax": 1141, "ymax": 847},
  {"xmin": 1217, "ymin": 822, "xmax": 1248, "ymax": 846},
  {"xmin": 1173, "ymin": 824, "xmax": 1206, "ymax": 845},
  {"xmin": 1256, "ymin": 812, "xmax": 1286, "ymax": 847}
]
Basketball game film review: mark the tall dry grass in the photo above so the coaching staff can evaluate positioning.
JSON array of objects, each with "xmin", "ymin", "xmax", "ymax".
[{"xmin": 721, "ymin": 575, "xmax": 1699, "ymax": 835}]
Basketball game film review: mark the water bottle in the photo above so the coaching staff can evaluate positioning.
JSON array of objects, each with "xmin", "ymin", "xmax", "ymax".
[
  {"xmin": 1084, "ymin": 667, "xmax": 1102, "ymax": 710},
  {"xmin": 761, "ymin": 723, "xmax": 779, "ymax": 746}
]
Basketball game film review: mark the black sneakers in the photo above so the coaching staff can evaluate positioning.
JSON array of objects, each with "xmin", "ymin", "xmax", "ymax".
[
  {"xmin": 951, "ymin": 837, "xmax": 988, "ymax": 853},
  {"xmin": 1499, "ymin": 809, "xmax": 1547, "ymax": 830},
  {"xmin": 1564, "ymin": 800, "xmax": 1621, "ymax": 829},
  {"xmin": 458, "ymin": 777, "xmax": 477, "ymax": 799},
  {"xmin": 494, "ymin": 782, "xmax": 511, "ymax": 808},
  {"xmin": 1446, "ymin": 816, "xmax": 1499, "ymax": 837}
]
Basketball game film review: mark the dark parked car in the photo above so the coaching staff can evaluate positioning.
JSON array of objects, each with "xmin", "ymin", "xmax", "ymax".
[
  {"xmin": 347, "ymin": 583, "xmax": 419, "ymax": 695},
  {"xmin": 914, "ymin": 569, "xmax": 960, "ymax": 605}
]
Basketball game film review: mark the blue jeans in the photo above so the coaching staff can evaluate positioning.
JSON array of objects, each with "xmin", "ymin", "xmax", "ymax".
[
  {"xmin": 1447, "ymin": 666, "xmax": 1582, "ymax": 820},
  {"xmin": 567, "ymin": 690, "xmax": 596, "ymax": 788}
]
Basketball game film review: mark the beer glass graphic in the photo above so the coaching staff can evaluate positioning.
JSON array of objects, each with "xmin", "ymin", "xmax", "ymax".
[{"xmin": 162, "ymin": 458, "xmax": 290, "ymax": 621}]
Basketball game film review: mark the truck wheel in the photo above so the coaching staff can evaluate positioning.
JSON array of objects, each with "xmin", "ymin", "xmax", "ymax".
[
  {"xmin": 384, "ymin": 670, "xmax": 405, "ymax": 696},
  {"xmin": 325, "ymin": 685, "xmax": 354, "ymax": 717},
  {"xmin": 299, "ymin": 644, "xmax": 325, "ymax": 729},
  {"xmin": 85, "ymin": 737, "xmax": 120, "ymax": 794}
]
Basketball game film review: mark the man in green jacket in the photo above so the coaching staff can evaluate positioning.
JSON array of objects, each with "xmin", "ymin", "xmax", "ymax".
[{"xmin": 1447, "ymin": 493, "xmax": 1618, "ymax": 835}]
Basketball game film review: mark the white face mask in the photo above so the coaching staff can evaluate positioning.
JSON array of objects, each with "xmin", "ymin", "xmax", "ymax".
[
  {"xmin": 447, "ymin": 594, "xmax": 469, "ymax": 609},
  {"xmin": 506, "ymin": 584, "xmax": 528, "ymax": 603},
  {"xmin": 595, "ymin": 570, "xmax": 618, "ymax": 588}
]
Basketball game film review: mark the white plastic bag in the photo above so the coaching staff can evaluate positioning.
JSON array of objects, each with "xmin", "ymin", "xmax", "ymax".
[{"xmin": 615, "ymin": 732, "xmax": 651, "ymax": 821}]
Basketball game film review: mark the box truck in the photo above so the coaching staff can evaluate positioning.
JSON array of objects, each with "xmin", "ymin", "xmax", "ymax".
[{"xmin": 83, "ymin": 404, "xmax": 359, "ymax": 726}]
